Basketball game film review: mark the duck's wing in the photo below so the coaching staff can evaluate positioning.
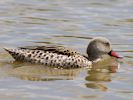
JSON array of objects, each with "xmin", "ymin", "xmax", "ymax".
[{"xmin": 19, "ymin": 45, "xmax": 81, "ymax": 56}]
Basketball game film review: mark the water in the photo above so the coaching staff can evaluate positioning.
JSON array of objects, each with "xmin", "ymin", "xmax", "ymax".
[{"xmin": 0, "ymin": 0, "xmax": 133, "ymax": 100}]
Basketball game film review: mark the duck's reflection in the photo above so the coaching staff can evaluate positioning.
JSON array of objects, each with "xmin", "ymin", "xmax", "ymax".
[
  {"xmin": 92, "ymin": 56, "xmax": 120, "ymax": 73},
  {"xmin": 85, "ymin": 57, "xmax": 120, "ymax": 91},
  {"xmin": 8, "ymin": 56, "xmax": 121, "ymax": 92},
  {"xmin": 85, "ymin": 71, "xmax": 111, "ymax": 91},
  {"xmin": 9, "ymin": 63, "xmax": 83, "ymax": 81},
  {"xmin": 85, "ymin": 71, "xmax": 111, "ymax": 82},
  {"xmin": 85, "ymin": 82, "xmax": 108, "ymax": 92}
]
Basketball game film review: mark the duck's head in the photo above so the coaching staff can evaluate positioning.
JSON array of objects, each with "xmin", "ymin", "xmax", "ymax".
[{"xmin": 87, "ymin": 37, "xmax": 123, "ymax": 61}]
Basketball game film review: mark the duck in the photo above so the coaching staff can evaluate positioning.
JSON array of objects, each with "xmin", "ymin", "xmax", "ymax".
[{"xmin": 4, "ymin": 37, "xmax": 122, "ymax": 69}]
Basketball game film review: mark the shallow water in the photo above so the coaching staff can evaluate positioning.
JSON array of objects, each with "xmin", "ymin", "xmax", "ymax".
[{"xmin": 0, "ymin": 0, "xmax": 133, "ymax": 100}]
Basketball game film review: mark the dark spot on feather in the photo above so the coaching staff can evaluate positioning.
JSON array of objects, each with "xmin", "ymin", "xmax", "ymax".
[
  {"xmin": 37, "ymin": 51, "xmax": 40, "ymax": 53},
  {"xmin": 27, "ymin": 51, "xmax": 30, "ymax": 53},
  {"xmin": 16, "ymin": 53, "xmax": 19, "ymax": 55},
  {"xmin": 68, "ymin": 53, "xmax": 70, "ymax": 56},
  {"xmin": 33, "ymin": 54, "xmax": 37, "ymax": 58},
  {"xmin": 51, "ymin": 60, "xmax": 53, "ymax": 63},
  {"xmin": 46, "ymin": 56, "xmax": 49, "ymax": 60},
  {"xmin": 51, "ymin": 55, "xmax": 54, "ymax": 58},
  {"xmin": 72, "ymin": 58, "xmax": 74, "ymax": 61},
  {"xmin": 78, "ymin": 59, "xmax": 80, "ymax": 62},
  {"xmin": 39, "ymin": 53, "xmax": 42, "ymax": 56},
  {"xmin": 68, "ymin": 62, "xmax": 71, "ymax": 65},
  {"xmin": 28, "ymin": 54, "xmax": 31, "ymax": 57},
  {"xmin": 32, "ymin": 51, "xmax": 35, "ymax": 54},
  {"xmin": 43, "ymin": 54, "xmax": 46, "ymax": 57}
]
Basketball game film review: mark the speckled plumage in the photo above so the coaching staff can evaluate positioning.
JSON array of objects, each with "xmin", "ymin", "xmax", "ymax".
[
  {"xmin": 5, "ymin": 37, "xmax": 120, "ymax": 69},
  {"xmin": 4, "ymin": 46, "xmax": 92, "ymax": 69}
]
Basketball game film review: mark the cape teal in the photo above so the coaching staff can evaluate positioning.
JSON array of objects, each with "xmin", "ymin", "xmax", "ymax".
[{"xmin": 4, "ymin": 37, "xmax": 122, "ymax": 69}]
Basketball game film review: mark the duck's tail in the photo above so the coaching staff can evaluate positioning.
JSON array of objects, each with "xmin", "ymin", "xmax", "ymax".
[
  {"xmin": 4, "ymin": 47, "xmax": 20, "ymax": 60},
  {"xmin": 4, "ymin": 48, "xmax": 15, "ymax": 54}
]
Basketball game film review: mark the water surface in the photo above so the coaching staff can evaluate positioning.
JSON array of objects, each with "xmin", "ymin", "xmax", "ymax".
[{"xmin": 0, "ymin": 0, "xmax": 133, "ymax": 100}]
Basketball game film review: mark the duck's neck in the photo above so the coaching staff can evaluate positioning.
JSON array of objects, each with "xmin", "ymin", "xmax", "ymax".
[
  {"xmin": 87, "ymin": 53, "xmax": 101, "ymax": 61},
  {"xmin": 83, "ymin": 54, "xmax": 101, "ymax": 63},
  {"xmin": 86, "ymin": 45, "xmax": 102, "ymax": 62}
]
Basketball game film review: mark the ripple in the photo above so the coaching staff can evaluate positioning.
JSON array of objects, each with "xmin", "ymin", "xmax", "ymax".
[
  {"xmin": 54, "ymin": 35, "xmax": 93, "ymax": 39},
  {"xmin": 0, "ymin": 0, "xmax": 132, "ymax": 99}
]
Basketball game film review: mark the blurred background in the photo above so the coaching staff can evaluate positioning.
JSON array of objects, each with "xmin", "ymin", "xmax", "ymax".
[{"xmin": 0, "ymin": 0, "xmax": 132, "ymax": 100}]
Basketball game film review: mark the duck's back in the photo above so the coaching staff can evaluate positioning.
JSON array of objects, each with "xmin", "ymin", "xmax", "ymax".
[{"xmin": 5, "ymin": 46, "xmax": 92, "ymax": 69}]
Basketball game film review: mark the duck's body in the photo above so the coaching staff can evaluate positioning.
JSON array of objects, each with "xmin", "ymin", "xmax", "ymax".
[
  {"xmin": 5, "ymin": 37, "xmax": 122, "ymax": 69},
  {"xmin": 5, "ymin": 46, "xmax": 92, "ymax": 68}
]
